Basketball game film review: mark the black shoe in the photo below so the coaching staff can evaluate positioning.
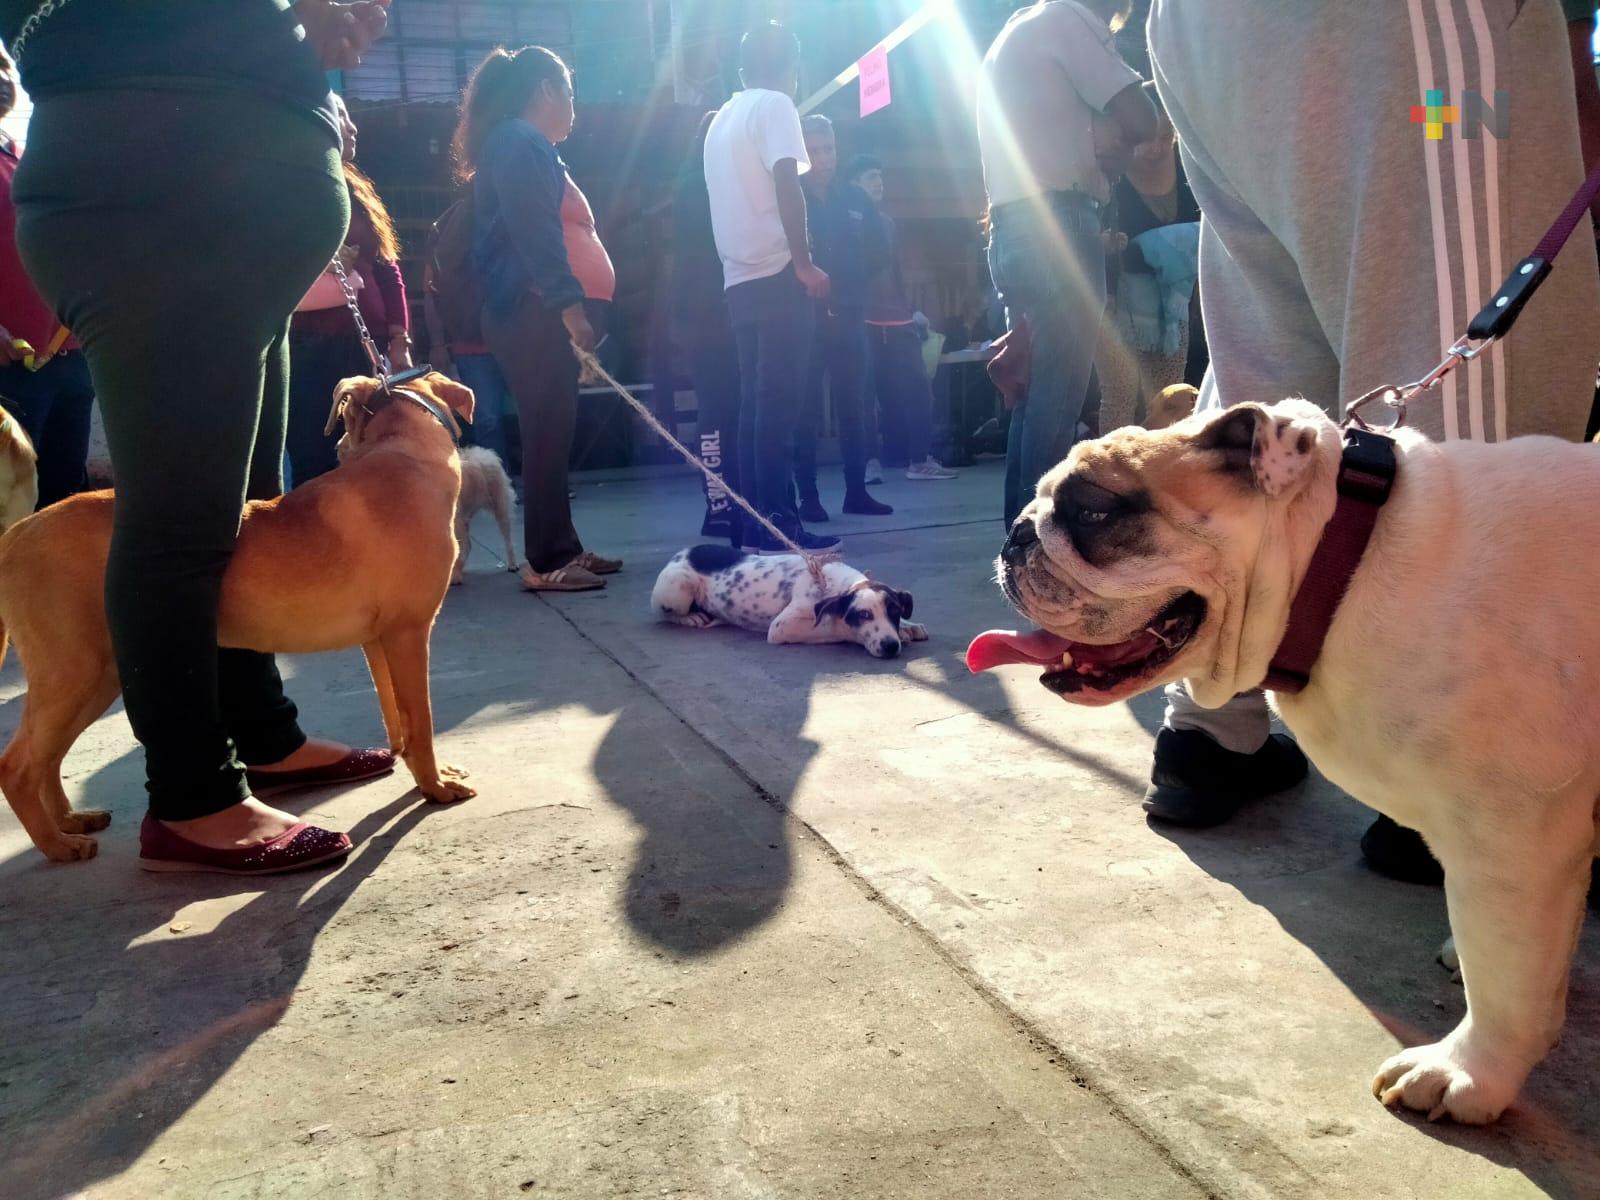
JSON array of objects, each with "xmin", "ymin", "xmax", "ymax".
[
  {"xmin": 1359, "ymin": 815, "xmax": 1444, "ymax": 886},
  {"xmin": 799, "ymin": 495, "xmax": 830, "ymax": 523},
  {"xmin": 841, "ymin": 490, "xmax": 894, "ymax": 516},
  {"xmin": 1143, "ymin": 727, "xmax": 1308, "ymax": 827},
  {"xmin": 751, "ymin": 514, "xmax": 842, "ymax": 556}
]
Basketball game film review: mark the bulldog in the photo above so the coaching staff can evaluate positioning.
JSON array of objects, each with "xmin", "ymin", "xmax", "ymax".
[{"xmin": 970, "ymin": 397, "xmax": 1600, "ymax": 1125}]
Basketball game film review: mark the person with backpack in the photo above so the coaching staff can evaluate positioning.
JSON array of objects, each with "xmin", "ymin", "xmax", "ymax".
[
  {"xmin": 425, "ymin": 198, "xmax": 513, "ymax": 466},
  {"xmin": 454, "ymin": 45, "xmax": 622, "ymax": 592}
]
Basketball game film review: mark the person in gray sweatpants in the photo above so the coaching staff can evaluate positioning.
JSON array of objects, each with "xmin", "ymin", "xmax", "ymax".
[{"xmin": 1142, "ymin": 0, "xmax": 1600, "ymax": 871}]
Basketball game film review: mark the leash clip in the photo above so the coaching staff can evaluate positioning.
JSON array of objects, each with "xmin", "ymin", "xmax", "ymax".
[{"xmin": 1344, "ymin": 333, "xmax": 1496, "ymax": 432}]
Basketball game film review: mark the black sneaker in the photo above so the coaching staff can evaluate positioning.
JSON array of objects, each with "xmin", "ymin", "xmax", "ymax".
[
  {"xmin": 751, "ymin": 515, "xmax": 841, "ymax": 557},
  {"xmin": 1143, "ymin": 727, "xmax": 1308, "ymax": 827},
  {"xmin": 1359, "ymin": 816, "xmax": 1444, "ymax": 886},
  {"xmin": 799, "ymin": 495, "xmax": 830, "ymax": 523},
  {"xmin": 842, "ymin": 490, "xmax": 894, "ymax": 516}
]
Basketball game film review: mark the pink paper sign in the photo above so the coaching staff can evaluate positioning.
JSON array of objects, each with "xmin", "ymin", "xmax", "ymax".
[{"xmin": 858, "ymin": 46, "xmax": 891, "ymax": 118}]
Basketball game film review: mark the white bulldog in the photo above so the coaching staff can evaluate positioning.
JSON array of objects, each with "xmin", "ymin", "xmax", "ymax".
[{"xmin": 971, "ymin": 398, "xmax": 1600, "ymax": 1124}]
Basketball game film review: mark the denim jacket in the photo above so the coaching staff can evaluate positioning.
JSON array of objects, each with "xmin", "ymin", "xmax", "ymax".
[{"xmin": 472, "ymin": 119, "xmax": 585, "ymax": 321}]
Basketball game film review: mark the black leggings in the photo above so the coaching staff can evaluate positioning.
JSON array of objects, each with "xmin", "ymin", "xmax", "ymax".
[{"xmin": 13, "ymin": 89, "xmax": 349, "ymax": 819}]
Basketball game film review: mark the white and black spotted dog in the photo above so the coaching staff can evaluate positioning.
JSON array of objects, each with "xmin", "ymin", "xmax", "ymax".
[{"xmin": 650, "ymin": 545, "xmax": 928, "ymax": 658}]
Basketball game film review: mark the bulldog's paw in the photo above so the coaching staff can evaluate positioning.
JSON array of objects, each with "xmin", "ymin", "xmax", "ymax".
[
  {"xmin": 419, "ymin": 764, "xmax": 476, "ymax": 804},
  {"xmin": 1373, "ymin": 1039, "xmax": 1517, "ymax": 1124},
  {"xmin": 901, "ymin": 621, "xmax": 930, "ymax": 642},
  {"xmin": 41, "ymin": 833, "xmax": 99, "ymax": 863},
  {"xmin": 58, "ymin": 809, "xmax": 112, "ymax": 834}
]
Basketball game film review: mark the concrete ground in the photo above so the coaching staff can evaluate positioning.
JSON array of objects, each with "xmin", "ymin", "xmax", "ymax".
[{"xmin": 1, "ymin": 460, "xmax": 1596, "ymax": 1200}]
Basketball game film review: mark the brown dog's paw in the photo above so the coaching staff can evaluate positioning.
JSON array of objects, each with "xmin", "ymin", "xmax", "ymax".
[
  {"xmin": 42, "ymin": 833, "xmax": 99, "ymax": 863},
  {"xmin": 420, "ymin": 765, "xmax": 476, "ymax": 804},
  {"xmin": 58, "ymin": 809, "xmax": 112, "ymax": 834}
]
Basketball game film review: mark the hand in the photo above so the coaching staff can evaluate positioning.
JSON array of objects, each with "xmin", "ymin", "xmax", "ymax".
[
  {"xmin": 795, "ymin": 261, "xmax": 831, "ymax": 300},
  {"xmin": 562, "ymin": 304, "xmax": 597, "ymax": 354},
  {"xmin": 0, "ymin": 324, "xmax": 23, "ymax": 367},
  {"xmin": 335, "ymin": 243, "xmax": 360, "ymax": 272},
  {"xmin": 294, "ymin": 0, "xmax": 390, "ymax": 71},
  {"xmin": 1103, "ymin": 230, "xmax": 1128, "ymax": 253},
  {"xmin": 387, "ymin": 339, "xmax": 413, "ymax": 371}
]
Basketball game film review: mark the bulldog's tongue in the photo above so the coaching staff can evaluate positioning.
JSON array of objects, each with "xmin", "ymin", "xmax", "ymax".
[{"xmin": 966, "ymin": 629, "xmax": 1074, "ymax": 673}]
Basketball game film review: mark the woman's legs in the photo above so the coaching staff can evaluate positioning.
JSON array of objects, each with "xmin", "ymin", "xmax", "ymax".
[
  {"xmin": 483, "ymin": 295, "xmax": 584, "ymax": 573},
  {"xmin": 285, "ymin": 329, "xmax": 367, "ymax": 485},
  {"xmin": 14, "ymin": 90, "xmax": 348, "ymax": 831}
]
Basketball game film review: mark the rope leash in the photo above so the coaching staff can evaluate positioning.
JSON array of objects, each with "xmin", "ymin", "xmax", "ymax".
[{"xmin": 571, "ymin": 346, "xmax": 833, "ymax": 590}]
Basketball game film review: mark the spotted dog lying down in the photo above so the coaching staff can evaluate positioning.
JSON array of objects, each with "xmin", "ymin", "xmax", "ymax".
[{"xmin": 651, "ymin": 545, "xmax": 927, "ymax": 658}]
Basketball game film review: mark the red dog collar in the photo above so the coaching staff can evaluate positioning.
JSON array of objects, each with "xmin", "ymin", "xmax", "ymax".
[{"xmin": 1263, "ymin": 429, "xmax": 1397, "ymax": 694}]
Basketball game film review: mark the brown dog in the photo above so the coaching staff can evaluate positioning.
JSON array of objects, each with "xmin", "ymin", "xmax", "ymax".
[
  {"xmin": 1143, "ymin": 383, "xmax": 1199, "ymax": 431},
  {"xmin": 0, "ymin": 372, "xmax": 477, "ymax": 863},
  {"xmin": 0, "ymin": 405, "xmax": 38, "ymax": 532}
]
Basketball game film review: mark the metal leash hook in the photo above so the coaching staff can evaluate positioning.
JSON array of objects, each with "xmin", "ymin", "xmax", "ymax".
[{"xmin": 1343, "ymin": 332, "xmax": 1497, "ymax": 432}]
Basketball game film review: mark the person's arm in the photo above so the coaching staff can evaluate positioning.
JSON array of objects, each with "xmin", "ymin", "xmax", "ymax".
[
  {"xmin": 852, "ymin": 186, "xmax": 891, "ymax": 276},
  {"xmin": 486, "ymin": 130, "xmax": 594, "ymax": 348},
  {"xmin": 774, "ymin": 158, "xmax": 829, "ymax": 298},
  {"xmin": 421, "ymin": 273, "xmax": 453, "ymax": 375},
  {"xmin": 367, "ymin": 256, "xmax": 411, "ymax": 367},
  {"xmin": 294, "ymin": 0, "xmax": 390, "ymax": 69},
  {"xmin": 1054, "ymin": 5, "xmax": 1153, "ymax": 146}
]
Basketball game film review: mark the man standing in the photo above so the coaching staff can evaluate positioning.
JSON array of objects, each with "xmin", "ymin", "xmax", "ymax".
[
  {"xmin": 792, "ymin": 114, "xmax": 893, "ymax": 523},
  {"xmin": 848, "ymin": 153, "xmax": 959, "ymax": 481},
  {"xmin": 978, "ymin": 0, "xmax": 1156, "ymax": 527},
  {"xmin": 0, "ymin": 41, "xmax": 92, "ymax": 509},
  {"xmin": 1144, "ymin": 0, "xmax": 1600, "ymax": 875},
  {"xmin": 704, "ymin": 22, "xmax": 839, "ymax": 554}
]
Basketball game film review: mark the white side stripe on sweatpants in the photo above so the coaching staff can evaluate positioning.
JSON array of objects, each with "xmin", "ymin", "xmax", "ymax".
[
  {"xmin": 1406, "ymin": 0, "xmax": 1461, "ymax": 439},
  {"xmin": 1462, "ymin": 0, "xmax": 1508, "ymax": 441},
  {"xmin": 1434, "ymin": 0, "xmax": 1486, "ymax": 441}
]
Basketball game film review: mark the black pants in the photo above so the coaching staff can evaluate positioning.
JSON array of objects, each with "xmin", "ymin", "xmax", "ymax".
[
  {"xmin": 727, "ymin": 265, "xmax": 814, "ymax": 527},
  {"xmin": 868, "ymin": 324, "xmax": 933, "ymax": 467},
  {"xmin": 483, "ymin": 294, "xmax": 607, "ymax": 573},
  {"xmin": 286, "ymin": 328, "xmax": 369, "ymax": 485},
  {"xmin": 13, "ymin": 90, "xmax": 347, "ymax": 819},
  {"xmin": 682, "ymin": 303, "xmax": 742, "ymax": 532},
  {"xmin": 0, "ymin": 350, "xmax": 93, "ymax": 507},
  {"xmin": 794, "ymin": 305, "xmax": 869, "ymax": 496}
]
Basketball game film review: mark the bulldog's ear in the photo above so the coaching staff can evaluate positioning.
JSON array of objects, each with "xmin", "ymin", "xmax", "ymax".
[
  {"xmin": 424, "ymin": 372, "xmax": 476, "ymax": 425},
  {"xmin": 1199, "ymin": 403, "xmax": 1322, "ymax": 498}
]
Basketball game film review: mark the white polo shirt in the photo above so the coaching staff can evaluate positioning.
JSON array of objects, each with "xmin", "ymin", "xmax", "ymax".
[
  {"xmin": 978, "ymin": 0, "xmax": 1143, "ymax": 207},
  {"xmin": 704, "ymin": 87, "xmax": 811, "ymax": 289}
]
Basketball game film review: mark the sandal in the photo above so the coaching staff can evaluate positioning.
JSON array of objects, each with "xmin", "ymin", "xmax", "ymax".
[
  {"xmin": 569, "ymin": 551, "xmax": 623, "ymax": 575},
  {"xmin": 520, "ymin": 563, "xmax": 606, "ymax": 591}
]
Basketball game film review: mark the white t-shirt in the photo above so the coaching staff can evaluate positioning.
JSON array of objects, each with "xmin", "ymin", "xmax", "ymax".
[
  {"xmin": 703, "ymin": 88, "xmax": 811, "ymax": 290},
  {"xmin": 978, "ymin": 0, "xmax": 1143, "ymax": 206}
]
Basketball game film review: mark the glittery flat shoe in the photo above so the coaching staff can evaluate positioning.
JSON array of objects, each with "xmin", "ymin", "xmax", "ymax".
[
  {"xmin": 139, "ymin": 814, "xmax": 353, "ymax": 875},
  {"xmin": 245, "ymin": 747, "xmax": 395, "ymax": 797}
]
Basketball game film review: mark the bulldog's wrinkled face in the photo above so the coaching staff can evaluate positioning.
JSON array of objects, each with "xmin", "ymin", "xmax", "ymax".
[
  {"xmin": 816, "ymin": 580, "xmax": 916, "ymax": 659},
  {"xmin": 972, "ymin": 399, "xmax": 1340, "ymax": 706}
]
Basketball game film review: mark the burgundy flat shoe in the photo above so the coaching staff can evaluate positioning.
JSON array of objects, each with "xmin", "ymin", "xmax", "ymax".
[
  {"xmin": 139, "ymin": 814, "xmax": 352, "ymax": 875},
  {"xmin": 245, "ymin": 747, "xmax": 396, "ymax": 797}
]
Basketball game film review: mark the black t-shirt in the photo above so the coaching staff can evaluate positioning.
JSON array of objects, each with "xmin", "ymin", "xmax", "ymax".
[{"xmin": 1, "ymin": 0, "xmax": 338, "ymax": 140}]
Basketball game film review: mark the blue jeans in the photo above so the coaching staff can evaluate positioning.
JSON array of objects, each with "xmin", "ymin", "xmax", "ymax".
[
  {"xmin": 727, "ymin": 265, "xmax": 815, "ymax": 530},
  {"xmin": 453, "ymin": 351, "xmax": 513, "ymax": 464},
  {"xmin": 0, "ymin": 350, "xmax": 94, "ymax": 507},
  {"xmin": 795, "ymin": 304, "xmax": 870, "ymax": 495},
  {"xmin": 987, "ymin": 193, "xmax": 1106, "ymax": 526}
]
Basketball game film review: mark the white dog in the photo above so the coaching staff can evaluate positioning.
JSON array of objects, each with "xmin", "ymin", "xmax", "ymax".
[
  {"xmin": 451, "ymin": 446, "xmax": 519, "ymax": 584},
  {"xmin": 651, "ymin": 544, "xmax": 927, "ymax": 658},
  {"xmin": 973, "ymin": 398, "xmax": 1600, "ymax": 1124}
]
